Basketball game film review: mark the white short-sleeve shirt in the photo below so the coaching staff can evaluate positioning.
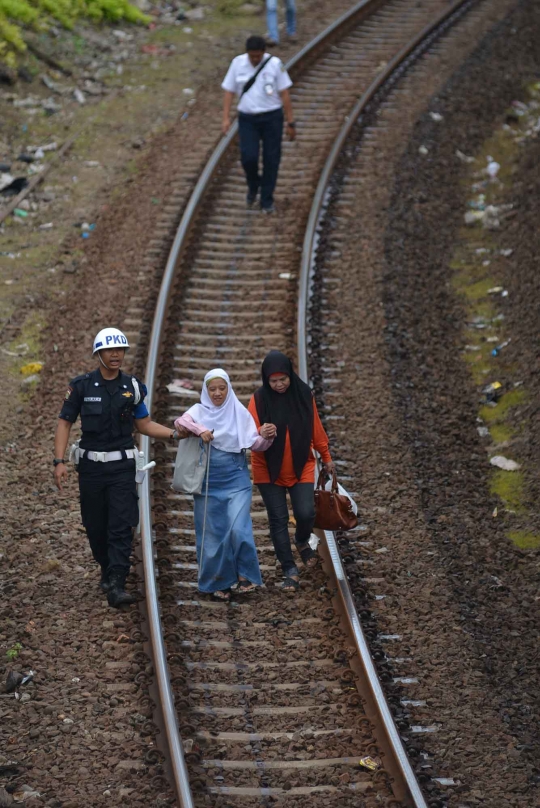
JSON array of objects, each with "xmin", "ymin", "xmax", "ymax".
[{"xmin": 221, "ymin": 53, "xmax": 293, "ymax": 115}]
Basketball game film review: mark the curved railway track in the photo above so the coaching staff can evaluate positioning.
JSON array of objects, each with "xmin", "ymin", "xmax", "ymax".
[{"xmin": 132, "ymin": 0, "xmax": 510, "ymax": 805}]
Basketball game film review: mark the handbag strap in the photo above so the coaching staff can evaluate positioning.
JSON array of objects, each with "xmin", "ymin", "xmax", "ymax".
[
  {"xmin": 198, "ymin": 442, "xmax": 211, "ymax": 587},
  {"xmin": 240, "ymin": 55, "xmax": 273, "ymax": 98},
  {"xmin": 316, "ymin": 467, "xmax": 338, "ymax": 492}
]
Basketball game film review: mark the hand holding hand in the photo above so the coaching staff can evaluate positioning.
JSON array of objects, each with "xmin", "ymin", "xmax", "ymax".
[
  {"xmin": 54, "ymin": 464, "xmax": 68, "ymax": 491},
  {"xmin": 200, "ymin": 430, "xmax": 214, "ymax": 443},
  {"xmin": 175, "ymin": 426, "xmax": 190, "ymax": 439},
  {"xmin": 260, "ymin": 423, "xmax": 277, "ymax": 440}
]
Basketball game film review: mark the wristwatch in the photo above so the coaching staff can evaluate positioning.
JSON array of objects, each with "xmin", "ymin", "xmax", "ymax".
[
  {"xmin": 53, "ymin": 458, "xmax": 65, "ymax": 466},
  {"xmin": 169, "ymin": 430, "xmax": 178, "ymax": 441}
]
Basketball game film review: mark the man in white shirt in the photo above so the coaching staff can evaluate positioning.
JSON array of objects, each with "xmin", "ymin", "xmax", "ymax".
[{"xmin": 222, "ymin": 35, "xmax": 296, "ymax": 214}]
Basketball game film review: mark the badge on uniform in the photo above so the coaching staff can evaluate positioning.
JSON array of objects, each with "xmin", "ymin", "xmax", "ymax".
[
  {"xmin": 122, "ymin": 391, "xmax": 133, "ymax": 398},
  {"xmin": 65, "ymin": 386, "xmax": 73, "ymax": 401}
]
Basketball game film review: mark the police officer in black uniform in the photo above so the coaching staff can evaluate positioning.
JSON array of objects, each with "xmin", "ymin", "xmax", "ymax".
[{"xmin": 53, "ymin": 327, "xmax": 184, "ymax": 608}]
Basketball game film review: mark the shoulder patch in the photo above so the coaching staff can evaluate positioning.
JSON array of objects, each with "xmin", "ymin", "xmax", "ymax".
[{"xmin": 65, "ymin": 386, "xmax": 73, "ymax": 401}]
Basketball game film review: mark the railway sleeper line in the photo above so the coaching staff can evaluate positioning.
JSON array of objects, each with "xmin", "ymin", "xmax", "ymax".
[{"xmin": 130, "ymin": 0, "xmax": 518, "ymax": 805}]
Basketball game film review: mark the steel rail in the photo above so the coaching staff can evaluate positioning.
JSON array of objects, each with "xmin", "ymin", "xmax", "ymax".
[
  {"xmin": 297, "ymin": 0, "xmax": 475, "ymax": 806},
  {"xmin": 137, "ymin": 1, "xmax": 391, "ymax": 805}
]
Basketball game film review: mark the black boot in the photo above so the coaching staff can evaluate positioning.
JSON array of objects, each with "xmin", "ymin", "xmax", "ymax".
[
  {"xmin": 107, "ymin": 571, "xmax": 136, "ymax": 608},
  {"xmin": 99, "ymin": 566, "xmax": 111, "ymax": 593}
]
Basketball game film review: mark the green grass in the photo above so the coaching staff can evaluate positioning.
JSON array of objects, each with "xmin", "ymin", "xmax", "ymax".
[
  {"xmin": 0, "ymin": 0, "xmax": 150, "ymax": 66},
  {"xmin": 489, "ymin": 469, "xmax": 526, "ymax": 514},
  {"xmin": 507, "ymin": 530, "xmax": 540, "ymax": 550},
  {"xmin": 480, "ymin": 389, "xmax": 526, "ymax": 424}
]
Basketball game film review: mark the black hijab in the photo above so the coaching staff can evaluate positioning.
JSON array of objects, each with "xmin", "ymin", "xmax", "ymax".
[{"xmin": 254, "ymin": 351, "xmax": 314, "ymax": 483}]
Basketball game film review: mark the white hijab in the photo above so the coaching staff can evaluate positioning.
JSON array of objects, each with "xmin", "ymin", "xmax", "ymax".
[{"xmin": 186, "ymin": 368, "xmax": 260, "ymax": 453}]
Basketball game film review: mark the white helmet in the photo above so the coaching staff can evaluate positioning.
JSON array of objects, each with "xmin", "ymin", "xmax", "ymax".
[{"xmin": 92, "ymin": 327, "xmax": 130, "ymax": 354}]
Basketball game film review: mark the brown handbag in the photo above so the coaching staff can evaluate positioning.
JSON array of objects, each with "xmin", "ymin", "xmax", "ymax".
[{"xmin": 314, "ymin": 469, "xmax": 358, "ymax": 532}]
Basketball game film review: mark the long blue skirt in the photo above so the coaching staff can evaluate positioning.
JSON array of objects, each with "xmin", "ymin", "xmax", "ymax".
[{"xmin": 193, "ymin": 447, "xmax": 262, "ymax": 593}]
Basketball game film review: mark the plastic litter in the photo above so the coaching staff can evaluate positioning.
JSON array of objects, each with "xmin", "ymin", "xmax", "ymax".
[
  {"xmin": 500, "ymin": 248, "xmax": 513, "ymax": 257},
  {"xmin": 16, "ymin": 153, "xmax": 35, "ymax": 163},
  {"xmin": 308, "ymin": 532, "xmax": 320, "ymax": 551},
  {"xmin": 167, "ymin": 380, "xmax": 198, "ymax": 396},
  {"xmin": 38, "ymin": 223, "xmax": 53, "ymax": 230},
  {"xmin": 0, "ymin": 162, "xmax": 11, "ymax": 172},
  {"xmin": 456, "ymin": 149, "xmax": 474, "ymax": 163},
  {"xmin": 482, "ymin": 381, "xmax": 502, "ymax": 403},
  {"xmin": 491, "ymin": 339, "xmax": 510, "ymax": 357},
  {"xmin": 486, "ymin": 160, "xmax": 500, "ymax": 178},
  {"xmin": 490, "ymin": 455, "xmax": 520, "ymax": 471},
  {"xmin": 358, "ymin": 756, "xmax": 381, "ymax": 771},
  {"xmin": 73, "ymin": 89, "xmax": 86, "ymax": 104},
  {"xmin": 20, "ymin": 362, "xmax": 43, "ymax": 376},
  {"xmin": 182, "ymin": 88, "xmax": 194, "ymax": 96},
  {"xmin": 1, "ymin": 175, "xmax": 29, "ymax": 197},
  {"xmin": 429, "ymin": 112, "xmax": 443, "ymax": 122},
  {"xmin": 487, "ymin": 286, "xmax": 503, "ymax": 294},
  {"xmin": 418, "ymin": 145, "xmax": 428, "ymax": 156},
  {"xmin": 477, "ymin": 426, "xmax": 489, "ymax": 437}
]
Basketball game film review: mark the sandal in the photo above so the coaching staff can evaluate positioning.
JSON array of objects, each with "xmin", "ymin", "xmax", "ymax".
[
  {"xmin": 299, "ymin": 546, "xmax": 318, "ymax": 568},
  {"xmin": 281, "ymin": 577, "xmax": 300, "ymax": 592},
  {"xmin": 211, "ymin": 589, "xmax": 231, "ymax": 602},
  {"xmin": 237, "ymin": 579, "xmax": 257, "ymax": 594}
]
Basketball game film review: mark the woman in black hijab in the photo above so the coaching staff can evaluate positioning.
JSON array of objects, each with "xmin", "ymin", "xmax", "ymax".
[{"xmin": 248, "ymin": 351, "xmax": 334, "ymax": 591}]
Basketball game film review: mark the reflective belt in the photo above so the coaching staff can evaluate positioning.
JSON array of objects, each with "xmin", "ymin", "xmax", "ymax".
[{"xmin": 78, "ymin": 448, "xmax": 137, "ymax": 463}]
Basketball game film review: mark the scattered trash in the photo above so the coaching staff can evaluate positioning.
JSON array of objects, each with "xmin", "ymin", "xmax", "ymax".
[
  {"xmin": 501, "ymin": 290, "xmax": 509, "ymax": 297},
  {"xmin": 0, "ymin": 162, "xmax": 11, "ymax": 172},
  {"xmin": 456, "ymin": 149, "xmax": 474, "ymax": 163},
  {"xmin": 12, "ymin": 784, "xmax": 41, "ymax": 802},
  {"xmin": 279, "ymin": 272, "xmax": 293, "ymax": 279},
  {"xmin": 181, "ymin": 112, "xmax": 189, "ymax": 121},
  {"xmin": 491, "ymin": 339, "xmax": 510, "ymax": 357},
  {"xmin": 73, "ymin": 88, "xmax": 86, "ymax": 104},
  {"xmin": 500, "ymin": 248, "xmax": 513, "ymax": 257},
  {"xmin": 1, "ymin": 175, "xmax": 28, "ymax": 196},
  {"xmin": 183, "ymin": 738, "xmax": 194, "ymax": 753},
  {"xmin": 38, "ymin": 222, "xmax": 54, "ymax": 230},
  {"xmin": 20, "ymin": 362, "xmax": 43, "ymax": 376},
  {"xmin": 167, "ymin": 378, "xmax": 197, "ymax": 396},
  {"xmin": 492, "ymin": 506, "xmax": 498, "ymax": 518},
  {"xmin": 308, "ymin": 533, "xmax": 320, "ymax": 551},
  {"xmin": 16, "ymin": 154, "xmax": 35, "ymax": 164},
  {"xmin": 358, "ymin": 756, "xmax": 381, "ymax": 771},
  {"xmin": 486, "ymin": 160, "xmax": 500, "ymax": 178},
  {"xmin": 487, "ymin": 286, "xmax": 503, "ymax": 294},
  {"xmin": 418, "ymin": 144, "xmax": 428, "ymax": 156},
  {"xmin": 482, "ymin": 381, "xmax": 502, "ymax": 403},
  {"xmin": 81, "ymin": 222, "xmax": 96, "ymax": 232},
  {"xmin": 429, "ymin": 112, "xmax": 443, "ymax": 122},
  {"xmin": 83, "ymin": 160, "xmax": 100, "ymax": 167},
  {"xmin": 185, "ymin": 6, "xmax": 204, "ymax": 19},
  {"xmin": 477, "ymin": 426, "xmax": 489, "ymax": 437},
  {"xmin": 5, "ymin": 671, "xmax": 24, "ymax": 693},
  {"xmin": 182, "ymin": 88, "xmax": 194, "ymax": 96},
  {"xmin": 490, "ymin": 455, "xmax": 521, "ymax": 471}
]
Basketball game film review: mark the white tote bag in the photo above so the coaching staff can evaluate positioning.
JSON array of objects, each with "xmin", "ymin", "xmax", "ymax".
[{"xmin": 172, "ymin": 437, "xmax": 210, "ymax": 495}]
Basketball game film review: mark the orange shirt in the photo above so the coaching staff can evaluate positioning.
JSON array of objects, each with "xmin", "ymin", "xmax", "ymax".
[{"xmin": 248, "ymin": 394, "xmax": 332, "ymax": 486}]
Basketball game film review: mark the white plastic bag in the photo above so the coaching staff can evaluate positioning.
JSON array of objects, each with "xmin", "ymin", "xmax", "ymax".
[{"xmin": 324, "ymin": 478, "xmax": 358, "ymax": 515}]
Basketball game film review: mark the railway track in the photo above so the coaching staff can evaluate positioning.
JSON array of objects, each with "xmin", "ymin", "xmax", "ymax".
[{"xmin": 133, "ymin": 0, "xmax": 507, "ymax": 805}]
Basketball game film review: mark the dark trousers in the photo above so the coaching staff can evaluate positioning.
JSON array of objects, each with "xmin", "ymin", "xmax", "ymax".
[
  {"xmin": 238, "ymin": 108, "xmax": 284, "ymax": 209},
  {"xmin": 78, "ymin": 460, "xmax": 139, "ymax": 576},
  {"xmin": 258, "ymin": 482, "xmax": 315, "ymax": 577}
]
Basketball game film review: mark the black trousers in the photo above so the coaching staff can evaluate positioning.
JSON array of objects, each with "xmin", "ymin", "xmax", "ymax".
[
  {"xmin": 78, "ymin": 458, "xmax": 139, "ymax": 576},
  {"xmin": 238, "ymin": 108, "xmax": 284, "ymax": 209},
  {"xmin": 257, "ymin": 482, "xmax": 315, "ymax": 578}
]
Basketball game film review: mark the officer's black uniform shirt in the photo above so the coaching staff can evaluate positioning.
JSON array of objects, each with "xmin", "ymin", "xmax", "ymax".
[{"xmin": 59, "ymin": 368, "xmax": 149, "ymax": 453}]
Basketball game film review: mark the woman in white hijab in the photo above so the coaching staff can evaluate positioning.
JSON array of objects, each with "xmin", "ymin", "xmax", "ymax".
[{"xmin": 174, "ymin": 369, "xmax": 276, "ymax": 601}]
